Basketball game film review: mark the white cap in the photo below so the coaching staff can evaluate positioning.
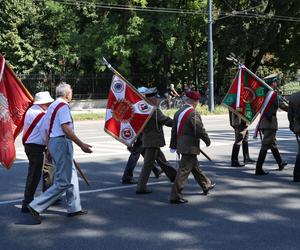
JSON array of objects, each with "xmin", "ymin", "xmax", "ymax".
[
  {"xmin": 33, "ymin": 91, "xmax": 54, "ymax": 104},
  {"xmin": 137, "ymin": 86, "xmax": 148, "ymax": 94}
]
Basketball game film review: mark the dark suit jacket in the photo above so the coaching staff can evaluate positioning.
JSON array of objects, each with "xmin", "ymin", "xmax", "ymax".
[
  {"xmin": 170, "ymin": 104, "xmax": 210, "ymax": 155},
  {"xmin": 288, "ymin": 91, "xmax": 300, "ymax": 134},
  {"xmin": 142, "ymin": 108, "xmax": 173, "ymax": 148},
  {"xmin": 229, "ymin": 111, "xmax": 247, "ymax": 129},
  {"xmin": 259, "ymin": 95, "xmax": 288, "ymax": 130}
]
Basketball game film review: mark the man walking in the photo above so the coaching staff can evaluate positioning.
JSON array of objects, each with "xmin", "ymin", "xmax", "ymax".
[
  {"xmin": 27, "ymin": 83, "xmax": 92, "ymax": 224},
  {"xmin": 169, "ymin": 91, "xmax": 215, "ymax": 204},
  {"xmin": 136, "ymin": 87, "xmax": 177, "ymax": 194},
  {"xmin": 229, "ymin": 111, "xmax": 255, "ymax": 167},
  {"xmin": 255, "ymin": 74, "xmax": 288, "ymax": 175},
  {"xmin": 21, "ymin": 91, "xmax": 54, "ymax": 213},
  {"xmin": 288, "ymin": 91, "xmax": 300, "ymax": 182}
]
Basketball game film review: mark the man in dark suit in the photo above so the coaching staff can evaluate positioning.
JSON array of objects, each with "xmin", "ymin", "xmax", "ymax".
[
  {"xmin": 288, "ymin": 91, "xmax": 300, "ymax": 182},
  {"xmin": 122, "ymin": 133, "xmax": 163, "ymax": 184},
  {"xmin": 255, "ymin": 74, "xmax": 288, "ymax": 175},
  {"xmin": 169, "ymin": 91, "xmax": 215, "ymax": 203},
  {"xmin": 229, "ymin": 111, "xmax": 255, "ymax": 167},
  {"xmin": 136, "ymin": 87, "xmax": 177, "ymax": 194}
]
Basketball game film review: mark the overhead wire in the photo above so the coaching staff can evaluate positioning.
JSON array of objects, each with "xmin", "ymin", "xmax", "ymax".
[{"xmin": 34, "ymin": 0, "xmax": 300, "ymax": 23}]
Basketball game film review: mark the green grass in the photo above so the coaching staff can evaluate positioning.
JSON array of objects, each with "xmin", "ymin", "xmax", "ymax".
[
  {"xmin": 282, "ymin": 81, "xmax": 300, "ymax": 95},
  {"xmin": 163, "ymin": 105, "xmax": 228, "ymax": 117},
  {"xmin": 72, "ymin": 112, "xmax": 105, "ymax": 121},
  {"xmin": 72, "ymin": 105, "xmax": 228, "ymax": 121}
]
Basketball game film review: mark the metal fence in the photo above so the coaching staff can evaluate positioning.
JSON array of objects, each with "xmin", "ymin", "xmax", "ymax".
[{"xmin": 19, "ymin": 73, "xmax": 114, "ymax": 100}]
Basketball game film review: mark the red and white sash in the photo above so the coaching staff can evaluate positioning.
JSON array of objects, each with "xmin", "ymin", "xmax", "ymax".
[
  {"xmin": 177, "ymin": 106, "xmax": 194, "ymax": 137},
  {"xmin": 253, "ymin": 91, "xmax": 277, "ymax": 139},
  {"xmin": 22, "ymin": 112, "xmax": 45, "ymax": 145}
]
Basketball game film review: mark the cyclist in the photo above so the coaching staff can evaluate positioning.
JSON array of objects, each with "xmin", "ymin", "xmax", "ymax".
[{"xmin": 164, "ymin": 83, "xmax": 180, "ymax": 109}]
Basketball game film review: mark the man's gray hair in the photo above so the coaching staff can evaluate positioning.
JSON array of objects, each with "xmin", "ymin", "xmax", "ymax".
[{"xmin": 56, "ymin": 82, "xmax": 72, "ymax": 98}]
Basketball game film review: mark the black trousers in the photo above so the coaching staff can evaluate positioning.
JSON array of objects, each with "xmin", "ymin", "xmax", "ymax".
[{"xmin": 22, "ymin": 144, "xmax": 52, "ymax": 205}]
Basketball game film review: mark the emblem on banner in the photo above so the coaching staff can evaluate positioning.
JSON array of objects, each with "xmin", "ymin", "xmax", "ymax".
[
  {"xmin": 112, "ymin": 79, "xmax": 125, "ymax": 93},
  {"xmin": 112, "ymin": 99, "xmax": 134, "ymax": 123},
  {"xmin": 0, "ymin": 93, "xmax": 10, "ymax": 123},
  {"xmin": 137, "ymin": 101, "xmax": 150, "ymax": 113},
  {"xmin": 121, "ymin": 127, "xmax": 134, "ymax": 140}
]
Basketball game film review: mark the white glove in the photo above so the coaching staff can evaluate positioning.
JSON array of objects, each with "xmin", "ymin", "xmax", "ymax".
[{"xmin": 169, "ymin": 148, "xmax": 176, "ymax": 153}]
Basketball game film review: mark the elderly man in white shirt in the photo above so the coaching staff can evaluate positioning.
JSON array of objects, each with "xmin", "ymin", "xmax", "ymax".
[
  {"xmin": 22, "ymin": 91, "xmax": 54, "ymax": 213},
  {"xmin": 28, "ymin": 82, "xmax": 92, "ymax": 224}
]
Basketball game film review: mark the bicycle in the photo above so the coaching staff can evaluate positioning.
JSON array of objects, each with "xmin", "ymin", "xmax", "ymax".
[{"xmin": 159, "ymin": 96, "xmax": 184, "ymax": 110}]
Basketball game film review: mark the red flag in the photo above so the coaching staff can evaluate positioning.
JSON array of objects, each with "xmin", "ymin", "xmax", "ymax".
[
  {"xmin": 223, "ymin": 65, "xmax": 272, "ymax": 124},
  {"xmin": 104, "ymin": 75, "xmax": 155, "ymax": 146},
  {"xmin": 0, "ymin": 54, "xmax": 33, "ymax": 169}
]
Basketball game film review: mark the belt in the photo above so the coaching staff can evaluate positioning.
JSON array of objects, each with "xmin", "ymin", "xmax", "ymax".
[
  {"xmin": 24, "ymin": 143, "xmax": 46, "ymax": 149},
  {"xmin": 50, "ymin": 135, "xmax": 66, "ymax": 138}
]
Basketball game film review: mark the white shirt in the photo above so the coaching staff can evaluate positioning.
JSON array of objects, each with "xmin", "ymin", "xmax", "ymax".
[
  {"xmin": 40, "ymin": 98, "xmax": 74, "ymax": 139},
  {"xmin": 23, "ymin": 105, "xmax": 46, "ymax": 145}
]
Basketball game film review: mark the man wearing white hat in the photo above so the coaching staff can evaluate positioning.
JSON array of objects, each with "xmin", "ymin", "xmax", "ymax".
[
  {"xmin": 28, "ymin": 82, "xmax": 92, "ymax": 224},
  {"xmin": 21, "ymin": 91, "xmax": 54, "ymax": 213}
]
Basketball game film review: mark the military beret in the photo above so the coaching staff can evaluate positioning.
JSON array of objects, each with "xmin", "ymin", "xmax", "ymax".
[{"xmin": 186, "ymin": 90, "xmax": 201, "ymax": 101}]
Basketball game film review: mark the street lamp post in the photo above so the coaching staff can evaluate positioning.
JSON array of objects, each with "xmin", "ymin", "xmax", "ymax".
[{"xmin": 208, "ymin": 0, "xmax": 214, "ymax": 112}]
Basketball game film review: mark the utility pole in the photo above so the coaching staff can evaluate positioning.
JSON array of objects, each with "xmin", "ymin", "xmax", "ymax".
[{"xmin": 208, "ymin": 0, "xmax": 214, "ymax": 112}]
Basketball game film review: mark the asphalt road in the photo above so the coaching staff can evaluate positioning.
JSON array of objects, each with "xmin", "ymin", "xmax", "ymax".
[{"xmin": 0, "ymin": 112, "xmax": 299, "ymax": 250}]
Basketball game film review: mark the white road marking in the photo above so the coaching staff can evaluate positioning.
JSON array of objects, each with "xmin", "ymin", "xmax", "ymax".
[{"xmin": 1, "ymin": 181, "xmax": 169, "ymax": 206}]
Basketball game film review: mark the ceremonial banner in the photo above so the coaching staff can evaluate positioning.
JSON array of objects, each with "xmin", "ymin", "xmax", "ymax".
[
  {"xmin": 104, "ymin": 75, "xmax": 155, "ymax": 146},
  {"xmin": 0, "ymin": 54, "xmax": 33, "ymax": 169},
  {"xmin": 223, "ymin": 65, "xmax": 272, "ymax": 124}
]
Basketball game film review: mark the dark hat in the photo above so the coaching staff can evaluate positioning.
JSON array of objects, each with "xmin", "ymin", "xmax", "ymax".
[
  {"xmin": 264, "ymin": 74, "xmax": 278, "ymax": 84},
  {"xmin": 186, "ymin": 90, "xmax": 201, "ymax": 101},
  {"xmin": 145, "ymin": 87, "xmax": 159, "ymax": 97}
]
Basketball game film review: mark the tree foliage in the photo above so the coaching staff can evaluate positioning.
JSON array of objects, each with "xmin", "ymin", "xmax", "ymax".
[{"xmin": 0, "ymin": 0, "xmax": 299, "ymax": 97}]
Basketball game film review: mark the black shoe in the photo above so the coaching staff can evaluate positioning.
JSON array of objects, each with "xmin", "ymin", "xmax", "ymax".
[
  {"xmin": 170, "ymin": 198, "xmax": 188, "ymax": 204},
  {"xmin": 154, "ymin": 170, "xmax": 163, "ymax": 179},
  {"xmin": 136, "ymin": 189, "xmax": 152, "ymax": 194},
  {"xmin": 21, "ymin": 204, "xmax": 30, "ymax": 213},
  {"xmin": 67, "ymin": 209, "xmax": 88, "ymax": 217},
  {"xmin": 27, "ymin": 206, "xmax": 41, "ymax": 225},
  {"xmin": 122, "ymin": 179, "xmax": 138, "ymax": 185},
  {"xmin": 203, "ymin": 183, "xmax": 216, "ymax": 195},
  {"xmin": 231, "ymin": 161, "xmax": 245, "ymax": 167},
  {"xmin": 244, "ymin": 158, "xmax": 256, "ymax": 164},
  {"xmin": 255, "ymin": 170, "xmax": 268, "ymax": 175},
  {"xmin": 278, "ymin": 161, "xmax": 288, "ymax": 171}
]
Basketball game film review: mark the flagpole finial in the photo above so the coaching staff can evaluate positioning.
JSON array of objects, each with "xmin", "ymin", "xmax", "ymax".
[{"xmin": 101, "ymin": 57, "xmax": 112, "ymax": 70}]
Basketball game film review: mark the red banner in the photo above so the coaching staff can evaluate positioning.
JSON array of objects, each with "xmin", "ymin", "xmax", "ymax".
[
  {"xmin": 0, "ymin": 54, "xmax": 33, "ymax": 169},
  {"xmin": 104, "ymin": 75, "xmax": 155, "ymax": 146},
  {"xmin": 222, "ymin": 65, "xmax": 272, "ymax": 124}
]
